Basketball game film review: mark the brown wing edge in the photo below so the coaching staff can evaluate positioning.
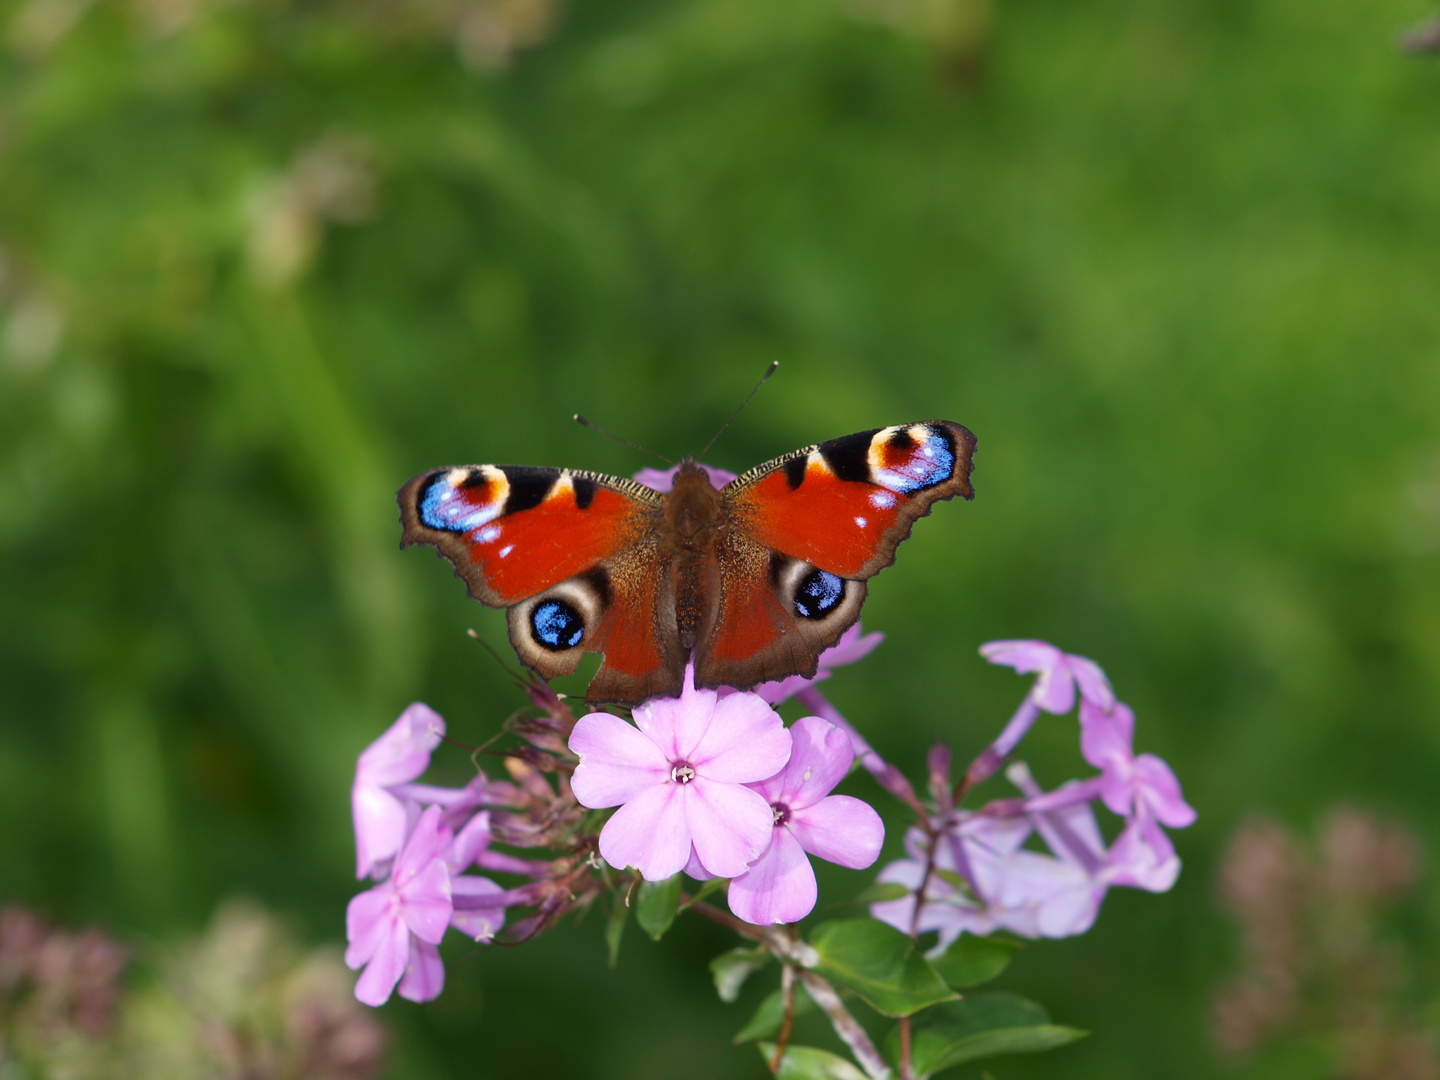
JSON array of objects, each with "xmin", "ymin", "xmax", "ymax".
[{"xmin": 397, "ymin": 467, "xmax": 509, "ymax": 608}]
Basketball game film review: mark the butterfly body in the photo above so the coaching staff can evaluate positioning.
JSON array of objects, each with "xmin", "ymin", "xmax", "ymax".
[{"xmin": 399, "ymin": 422, "xmax": 976, "ymax": 705}]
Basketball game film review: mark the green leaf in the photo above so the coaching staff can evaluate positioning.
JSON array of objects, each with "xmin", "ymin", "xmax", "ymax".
[
  {"xmin": 884, "ymin": 993, "xmax": 1087, "ymax": 1076},
  {"xmin": 806, "ymin": 919, "xmax": 958, "ymax": 1018},
  {"xmin": 635, "ymin": 872, "xmax": 682, "ymax": 940},
  {"xmin": 605, "ymin": 897, "xmax": 629, "ymax": 968},
  {"xmin": 756, "ymin": 1044, "xmax": 870, "ymax": 1080},
  {"xmin": 710, "ymin": 945, "xmax": 770, "ymax": 1003},
  {"xmin": 929, "ymin": 935, "xmax": 1024, "ymax": 989},
  {"xmin": 851, "ymin": 881, "xmax": 912, "ymax": 904},
  {"xmin": 734, "ymin": 984, "xmax": 818, "ymax": 1043}
]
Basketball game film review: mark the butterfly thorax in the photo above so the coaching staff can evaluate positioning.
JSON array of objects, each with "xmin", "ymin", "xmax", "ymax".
[{"xmin": 664, "ymin": 459, "xmax": 726, "ymax": 649}]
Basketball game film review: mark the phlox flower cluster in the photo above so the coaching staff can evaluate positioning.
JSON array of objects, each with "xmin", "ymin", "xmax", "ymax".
[{"xmin": 869, "ymin": 640, "xmax": 1196, "ymax": 945}]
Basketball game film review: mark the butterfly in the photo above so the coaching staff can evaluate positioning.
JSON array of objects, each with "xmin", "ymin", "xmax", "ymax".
[{"xmin": 398, "ymin": 421, "xmax": 976, "ymax": 705}]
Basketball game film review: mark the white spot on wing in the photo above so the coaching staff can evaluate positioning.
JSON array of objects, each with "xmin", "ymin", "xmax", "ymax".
[
  {"xmin": 855, "ymin": 516, "xmax": 867, "ymax": 528},
  {"xmin": 499, "ymin": 545, "xmax": 514, "ymax": 558},
  {"xmin": 870, "ymin": 490, "xmax": 896, "ymax": 509},
  {"xmin": 478, "ymin": 525, "xmax": 502, "ymax": 544}
]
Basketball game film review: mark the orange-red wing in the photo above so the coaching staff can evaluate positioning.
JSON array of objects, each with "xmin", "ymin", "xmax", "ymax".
[
  {"xmin": 723, "ymin": 421, "xmax": 976, "ymax": 579},
  {"xmin": 398, "ymin": 465, "xmax": 660, "ymax": 605},
  {"xmin": 696, "ymin": 421, "xmax": 975, "ymax": 691},
  {"xmin": 399, "ymin": 465, "xmax": 684, "ymax": 703}
]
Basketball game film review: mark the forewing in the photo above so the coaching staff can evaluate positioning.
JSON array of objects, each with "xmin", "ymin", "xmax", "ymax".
[
  {"xmin": 723, "ymin": 421, "xmax": 976, "ymax": 579},
  {"xmin": 399, "ymin": 466, "xmax": 683, "ymax": 702}
]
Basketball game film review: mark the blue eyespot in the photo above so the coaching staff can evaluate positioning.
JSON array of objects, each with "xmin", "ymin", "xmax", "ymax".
[
  {"xmin": 531, "ymin": 599, "xmax": 585, "ymax": 650},
  {"xmin": 794, "ymin": 569, "xmax": 844, "ymax": 619}
]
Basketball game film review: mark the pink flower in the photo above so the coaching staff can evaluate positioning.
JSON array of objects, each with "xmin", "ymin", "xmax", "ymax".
[
  {"xmin": 352, "ymin": 704, "xmax": 446, "ymax": 879},
  {"xmin": 727, "ymin": 717, "xmax": 884, "ymax": 925},
  {"xmin": 568, "ymin": 666, "xmax": 792, "ymax": 881},
  {"xmin": 748, "ymin": 624, "xmax": 885, "ymax": 705},
  {"xmin": 872, "ymin": 802, "xmax": 1114, "ymax": 945},
  {"xmin": 345, "ymin": 806, "xmax": 454, "ymax": 1006},
  {"xmin": 980, "ymin": 640, "xmax": 1115, "ymax": 714},
  {"xmin": 1079, "ymin": 698, "xmax": 1194, "ymax": 885},
  {"xmin": 633, "ymin": 463, "xmax": 739, "ymax": 491}
]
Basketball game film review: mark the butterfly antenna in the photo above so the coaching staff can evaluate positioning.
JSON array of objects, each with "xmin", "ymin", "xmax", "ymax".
[
  {"xmin": 698, "ymin": 361, "xmax": 779, "ymax": 461},
  {"xmin": 573, "ymin": 414, "xmax": 674, "ymax": 465}
]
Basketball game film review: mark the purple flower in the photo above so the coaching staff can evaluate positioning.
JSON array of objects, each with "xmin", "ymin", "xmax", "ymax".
[
  {"xmin": 1079, "ymin": 698, "xmax": 1194, "ymax": 884},
  {"xmin": 748, "ymin": 624, "xmax": 885, "ymax": 705},
  {"xmin": 568, "ymin": 666, "xmax": 792, "ymax": 880},
  {"xmin": 633, "ymin": 463, "xmax": 739, "ymax": 491},
  {"xmin": 980, "ymin": 640, "xmax": 1115, "ymax": 714},
  {"xmin": 352, "ymin": 704, "xmax": 446, "ymax": 879},
  {"xmin": 727, "ymin": 717, "xmax": 885, "ymax": 925},
  {"xmin": 345, "ymin": 806, "xmax": 454, "ymax": 1006},
  {"xmin": 872, "ymin": 801, "xmax": 1113, "ymax": 945}
]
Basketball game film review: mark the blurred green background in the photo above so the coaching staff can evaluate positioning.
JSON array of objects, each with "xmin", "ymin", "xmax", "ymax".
[{"xmin": 4, "ymin": 0, "xmax": 1440, "ymax": 1074}]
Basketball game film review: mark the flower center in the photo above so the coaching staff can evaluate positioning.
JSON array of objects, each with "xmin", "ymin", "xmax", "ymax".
[
  {"xmin": 670, "ymin": 762, "xmax": 697, "ymax": 784},
  {"xmin": 772, "ymin": 803, "xmax": 790, "ymax": 826}
]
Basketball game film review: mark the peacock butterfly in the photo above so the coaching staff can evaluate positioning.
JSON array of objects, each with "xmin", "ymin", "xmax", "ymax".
[{"xmin": 398, "ymin": 421, "xmax": 976, "ymax": 705}]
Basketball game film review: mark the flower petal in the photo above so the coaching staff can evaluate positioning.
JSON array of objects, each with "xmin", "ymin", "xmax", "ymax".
[
  {"xmin": 394, "ymin": 806, "xmax": 449, "ymax": 888},
  {"xmin": 352, "ymin": 915, "xmax": 409, "ymax": 1007},
  {"xmin": 789, "ymin": 795, "xmax": 884, "ymax": 869},
  {"xmin": 344, "ymin": 886, "xmax": 396, "ymax": 969},
  {"xmin": 400, "ymin": 858, "xmax": 453, "ymax": 945},
  {"xmin": 352, "ymin": 785, "xmax": 409, "ymax": 880},
  {"xmin": 683, "ymin": 844, "xmax": 715, "ymax": 882},
  {"xmin": 1109, "ymin": 818, "xmax": 1181, "ymax": 891},
  {"xmin": 632, "ymin": 464, "xmax": 737, "ymax": 492},
  {"xmin": 450, "ymin": 876, "xmax": 506, "ymax": 941},
  {"xmin": 979, "ymin": 639, "xmax": 1063, "ymax": 675},
  {"xmin": 727, "ymin": 828, "xmax": 817, "ymax": 925},
  {"xmin": 685, "ymin": 777, "xmax": 776, "ymax": 878},
  {"xmin": 765, "ymin": 716, "xmax": 854, "ymax": 809},
  {"xmin": 599, "ymin": 782, "xmax": 691, "ymax": 881},
  {"xmin": 397, "ymin": 936, "xmax": 445, "ymax": 1002},
  {"xmin": 356, "ymin": 703, "xmax": 446, "ymax": 788},
  {"xmin": 1066, "ymin": 655, "xmax": 1115, "ymax": 710},
  {"xmin": 569, "ymin": 713, "xmax": 669, "ymax": 808},
  {"xmin": 993, "ymin": 850, "xmax": 1105, "ymax": 939},
  {"xmin": 981, "ymin": 640, "xmax": 1075, "ymax": 713},
  {"xmin": 632, "ymin": 673, "xmax": 718, "ymax": 763},
  {"xmin": 446, "ymin": 811, "xmax": 492, "ymax": 873},
  {"xmin": 1133, "ymin": 754, "xmax": 1196, "ymax": 828},
  {"xmin": 689, "ymin": 693, "xmax": 791, "ymax": 783},
  {"xmin": 1079, "ymin": 699, "xmax": 1135, "ymax": 772}
]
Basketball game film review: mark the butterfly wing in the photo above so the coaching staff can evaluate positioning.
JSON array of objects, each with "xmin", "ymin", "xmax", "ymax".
[
  {"xmin": 398, "ymin": 465, "xmax": 686, "ymax": 703},
  {"xmin": 696, "ymin": 421, "xmax": 976, "ymax": 690}
]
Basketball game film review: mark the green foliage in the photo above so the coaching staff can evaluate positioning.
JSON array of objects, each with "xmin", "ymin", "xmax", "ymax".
[
  {"xmin": 711, "ymin": 945, "xmax": 771, "ymax": 1003},
  {"xmin": 734, "ymin": 984, "xmax": 818, "ymax": 1043},
  {"xmin": 806, "ymin": 919, "xmax": 957, "ymax": 1018},
  {"xmin": 929, "ymin": 934, "xmax": 1024, "ymax": 989},
  {"xmin": 3, "ymin": 0, "xmax": 1440, "ymax": 1073},
  {"xmin": 635, "ymin": 873, "xmax": 683, "ymax": 941},
  {"xmin": 757, "ymin": 1043, "xmax": 870, "ymax": 1080},
  {"xmin": 885, "ymin": 993, "xmax": 1087, "ymax": 1077},
  {"xmin": 758, "ymin": 1043, "xmax": 871, "ymax": 1080},
  {"xmin": 604, "ymin": 894, "xmax": 628, "ymax": 969}
]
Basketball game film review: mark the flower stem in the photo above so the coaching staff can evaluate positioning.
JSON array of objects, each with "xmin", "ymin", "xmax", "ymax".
[
  {"xmin": 771, "ymin": 961, "xmax": 797, "ymax": 1073},
  {"xmin": 798, "ymin": 971, "xmax": 892, "ymax": 1080},
  {"xmin": 683, "ymin": 896, "xmax": 768, "ymax": 943},
  {"xmin": 898, "ymin": 1016, "xmax": 913, "ymax": 1080}
]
